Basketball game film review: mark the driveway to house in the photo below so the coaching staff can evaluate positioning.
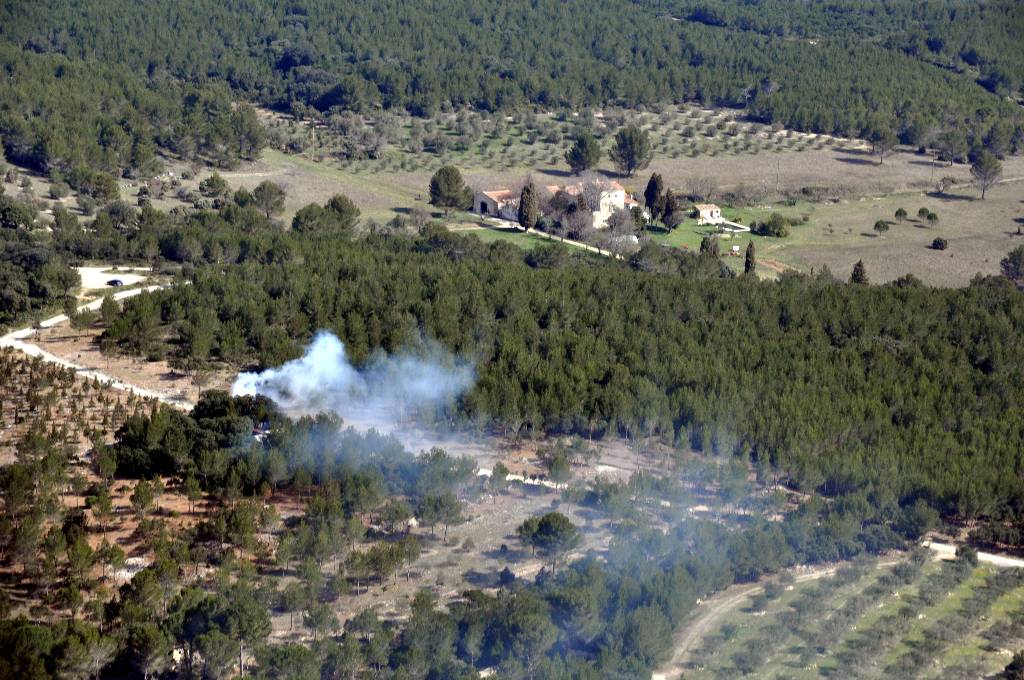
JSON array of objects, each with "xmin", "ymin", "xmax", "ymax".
[{"xmin": 483, "ymin": 217, "xmax": 623, "ymax": 259}]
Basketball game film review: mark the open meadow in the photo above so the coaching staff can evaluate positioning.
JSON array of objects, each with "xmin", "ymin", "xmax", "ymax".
[{"xmin": 652, "ymin": 174, "xmax": 1024, "ymax": 285}]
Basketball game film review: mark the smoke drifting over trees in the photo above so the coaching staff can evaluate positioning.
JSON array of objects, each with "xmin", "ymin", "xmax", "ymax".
[{"xmin": 231, "ymin": 331, "xmax": 474, "ymax": 425}]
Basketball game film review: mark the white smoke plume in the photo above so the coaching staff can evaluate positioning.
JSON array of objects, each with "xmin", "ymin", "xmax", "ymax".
[{"xmin": 231, "ymin": 331, "xmax": 475, "ymax": 424}]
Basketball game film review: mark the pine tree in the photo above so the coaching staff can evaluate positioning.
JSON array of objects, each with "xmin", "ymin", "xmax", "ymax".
[
  {"xmin": 429, "ymin": 166, "xmax": 473, "ymax": 216},
  {"xmin": 564, "ymin": 131, "xmax": 602, "ymax": 175},
  {"xmin": 517, "ymin": 184, "xmax": 538, "ymax": 230},
  {"xmin": 850, "ymin": 259, "xmax": 869, "ymax": 284},
  {"xmin": 744, "ymin": 241, "xmax": 756, "ymax": 274},
  {"xmin": 971, "ymin": 151, "xmax": 1003, "ymax": 199},
  {"xmin": 609, "ymin": 125, "xmax": 653, "ymax": 176},
  {"xmin": 700, "ymin": 236, "xmax": 720, "ymax": 258}
]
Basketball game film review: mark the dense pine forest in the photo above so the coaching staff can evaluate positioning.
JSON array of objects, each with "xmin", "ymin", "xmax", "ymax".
[
  {"xmin": 3, "ymin": 3, "xmax": 1024, "ymax": 677},
  {"xmin": 6, "ymin": 186, "xmax": 1016, "ymax": 676},
  {"xmin": 92, "ymin": 192, "xmax": 1024, "ymax": 528},
  {"xmin": 1, "ymin": 0, "xmax": 1022, "ymax": 180}
]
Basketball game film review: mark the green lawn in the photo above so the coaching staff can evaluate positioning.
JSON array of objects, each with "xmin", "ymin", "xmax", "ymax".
[{"xmin": 459, "ymin": 225, "xmax": 551, "ymax": 249}]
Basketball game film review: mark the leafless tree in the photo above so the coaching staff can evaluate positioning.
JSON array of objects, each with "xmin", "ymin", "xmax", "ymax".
[
  {"xmin": 563, "ymin": 207, "xmax": 593, "ymax": 239},
  {"xmin": 686, "ymin": 176, "xmax": 718, "ymax": 202}
]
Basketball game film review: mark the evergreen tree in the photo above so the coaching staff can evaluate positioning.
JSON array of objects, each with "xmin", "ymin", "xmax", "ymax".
[
  {"xmin": 971, "ymin": 151, "xmax": 1003, "ymax": 199},
  {"xmin": 429, "ymin": 166, "xmax": 472, "ymax": 216},
  {"xmin": 564, "ymin": 130, "xmax": 601, "ymax": 174},
  {"xmin": 252, "ymin": 181, "xmax": 286, "ymax": 219},
  {"xmin": 662, "ymin": 189, "xmax": 682, "ymax": 229},
  {"xmin": 744, "ymin": 241, "xmax": 756, "ymax": 274},
  {"xmin": 517, "ymin": 184, "xmax": 539, "ymax": 231},
  {"xmin": 700, "ymin": 235, "xmax": 720, "ymax": 258},
  {"xmin": 850, "ymin": 259, "xmax": 869, "ymax": 284},
  {"xmin": 643, "ymin": 174, "xmax": 664, "ymax": 224},
  {"xmin": 325, "ymin": 194, "xmax": 361, "ymax": 230},
  {"xmin": 609, "ymin": 125, "xmax": 653, "ymax": 176},
  {"xmin": 869, "ymin": 125, "xmax": 898, "ymax": 164},
  {"xmin": 1001, "ymin": 245, "xmax": 1024, "ymax": 286}
]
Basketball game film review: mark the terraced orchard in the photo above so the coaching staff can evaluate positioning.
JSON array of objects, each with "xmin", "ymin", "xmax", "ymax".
[
  {"xmin": 264, "ymin": 104, "xmax": 857, "ymax": 176},
  {"xmin": 683, "ymin": 552, "xmax": 1024, "ymax": 679}
]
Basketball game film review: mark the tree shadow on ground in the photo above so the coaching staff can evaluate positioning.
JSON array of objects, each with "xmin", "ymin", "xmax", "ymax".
[
  {"xmin": 926, "ymin": 191, "xmax": 974, "ymax": 202},
  {"xmin": 834, "ymin": 146, "xmax": 872, "ymax": 156},
  {"xmin": 835, "ymin": 157, "xmax": 879, "ymax": 166},
  {"xmin": 463, "ymin": 569, "xmax": 499, "ymax": 588}
]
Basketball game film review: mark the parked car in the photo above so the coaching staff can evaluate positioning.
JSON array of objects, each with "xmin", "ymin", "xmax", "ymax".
[{"xmin": 106, "ymin": 279, "xmax": 124, "ymax": 287}]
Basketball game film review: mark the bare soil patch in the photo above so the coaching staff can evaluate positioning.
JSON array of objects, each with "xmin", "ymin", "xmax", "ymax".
[{"xmin": 31, "ymin": 322, "xmax": 232, "ymax": 407}]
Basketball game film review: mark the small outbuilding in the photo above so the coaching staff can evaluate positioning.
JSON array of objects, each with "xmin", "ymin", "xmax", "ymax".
[
  {"xmin": 695, "ymin": 203, "xmax": 723, "ymax": 225},
  {"xmin": 474, "ymin": 189, "xmax": 519, "ymax": 221}
]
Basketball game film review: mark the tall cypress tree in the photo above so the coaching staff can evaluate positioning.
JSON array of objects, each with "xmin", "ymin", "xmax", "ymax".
[
  {"xmin": 517, "ymin": 184, "xmax": 539, "ymax": 230},
  {"xmin": 662, "ymin": 189, "xmax": 681, "ymax": 229},
  {"xmin": 643, "ymin": 173, "xmax": 664, "ymax": 224},
  {"xmin": 744, "ymin": 241, "xmax": 756, "ymax": 274}
]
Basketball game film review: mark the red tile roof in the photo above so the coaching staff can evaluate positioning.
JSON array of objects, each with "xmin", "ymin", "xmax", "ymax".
[{"xmin": 481, "ymin": 189, "xmax": 517, "ymax": 204}]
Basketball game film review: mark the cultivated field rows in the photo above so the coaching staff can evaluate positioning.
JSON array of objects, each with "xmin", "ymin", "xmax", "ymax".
[{"xmin": 680, "ymin": 555, "xmax": 1024, "ymax": 680}]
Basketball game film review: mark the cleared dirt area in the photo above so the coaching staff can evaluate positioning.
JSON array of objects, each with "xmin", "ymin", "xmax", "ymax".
[
  {"xmin": 0, "ymin": 348, "xmax": 151, "ymax": 464},
  {"xmin": 75, "ymin": 265, "xmax": 150, "ymax": 294},
  {"xmin": 267, "ymin": 484, "xmax": 613, "ymax": 642},
  {"xmin": 28, "ymin": 321, "xmax": 230, "ymax": 408}
]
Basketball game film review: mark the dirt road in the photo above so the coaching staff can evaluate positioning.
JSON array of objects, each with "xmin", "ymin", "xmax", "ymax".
[
  {"xmin": 480, "ymin": 217, "xmax": 624, "ymax": 259},
  {"xmin": 924, "ymin": 540, "xmax": 1024, "ymax": 568},
  {"xmin": 651, "ymin": 564, "xmax": 852, "ymax": 680},
  {"xmin": 0, "ymin": 285, "xmax": 193, "ymax": 410}
]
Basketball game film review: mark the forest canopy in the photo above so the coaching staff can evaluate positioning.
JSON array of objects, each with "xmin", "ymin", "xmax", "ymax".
[
  {"xmin": 101, "ymin": 198, "xmax": 1024, "ymax": 527},
  {"xmin": 1, "ymin": 0, "xmax": 1020, "ymax": 147}
]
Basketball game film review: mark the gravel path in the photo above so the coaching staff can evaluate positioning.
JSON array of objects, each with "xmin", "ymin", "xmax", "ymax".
[{"xmin": 0, "ymin": 285, "xmax": 193, "ymax": 409}]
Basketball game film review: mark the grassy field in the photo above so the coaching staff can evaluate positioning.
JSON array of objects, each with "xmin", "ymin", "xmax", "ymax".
[
  {"xmin": 680, "ymin": 556, "xmax": 1024, "ymax": 680},
  {"xmin": 649, "ymin": 177, "xmax": 1024, "ymax": 286},
  {"xmin": 449, "ymin": 223, "xmax": 553, "ymax": 249},
  {"xmin": 257, "ymin": 102, "xmax": 1024, "ymax": 210}
]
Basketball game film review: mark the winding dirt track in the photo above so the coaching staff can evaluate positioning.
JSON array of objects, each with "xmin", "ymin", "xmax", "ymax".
[
  {"xmin": 651, "ymin": 564, "xmax": 844, "ymax": 680},
  {"xmin": 0, "ymin": 285, "xmax": 193, "ymax": 410}
]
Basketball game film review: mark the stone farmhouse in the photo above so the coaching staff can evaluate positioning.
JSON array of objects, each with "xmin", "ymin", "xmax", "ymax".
[
  {"xmin": 474, "ymin": 179, "xmax": 640, "ymax": 229},
  {"xmin": 474, "ymin": 189, "xmax": 519, "ymax": 221}
]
